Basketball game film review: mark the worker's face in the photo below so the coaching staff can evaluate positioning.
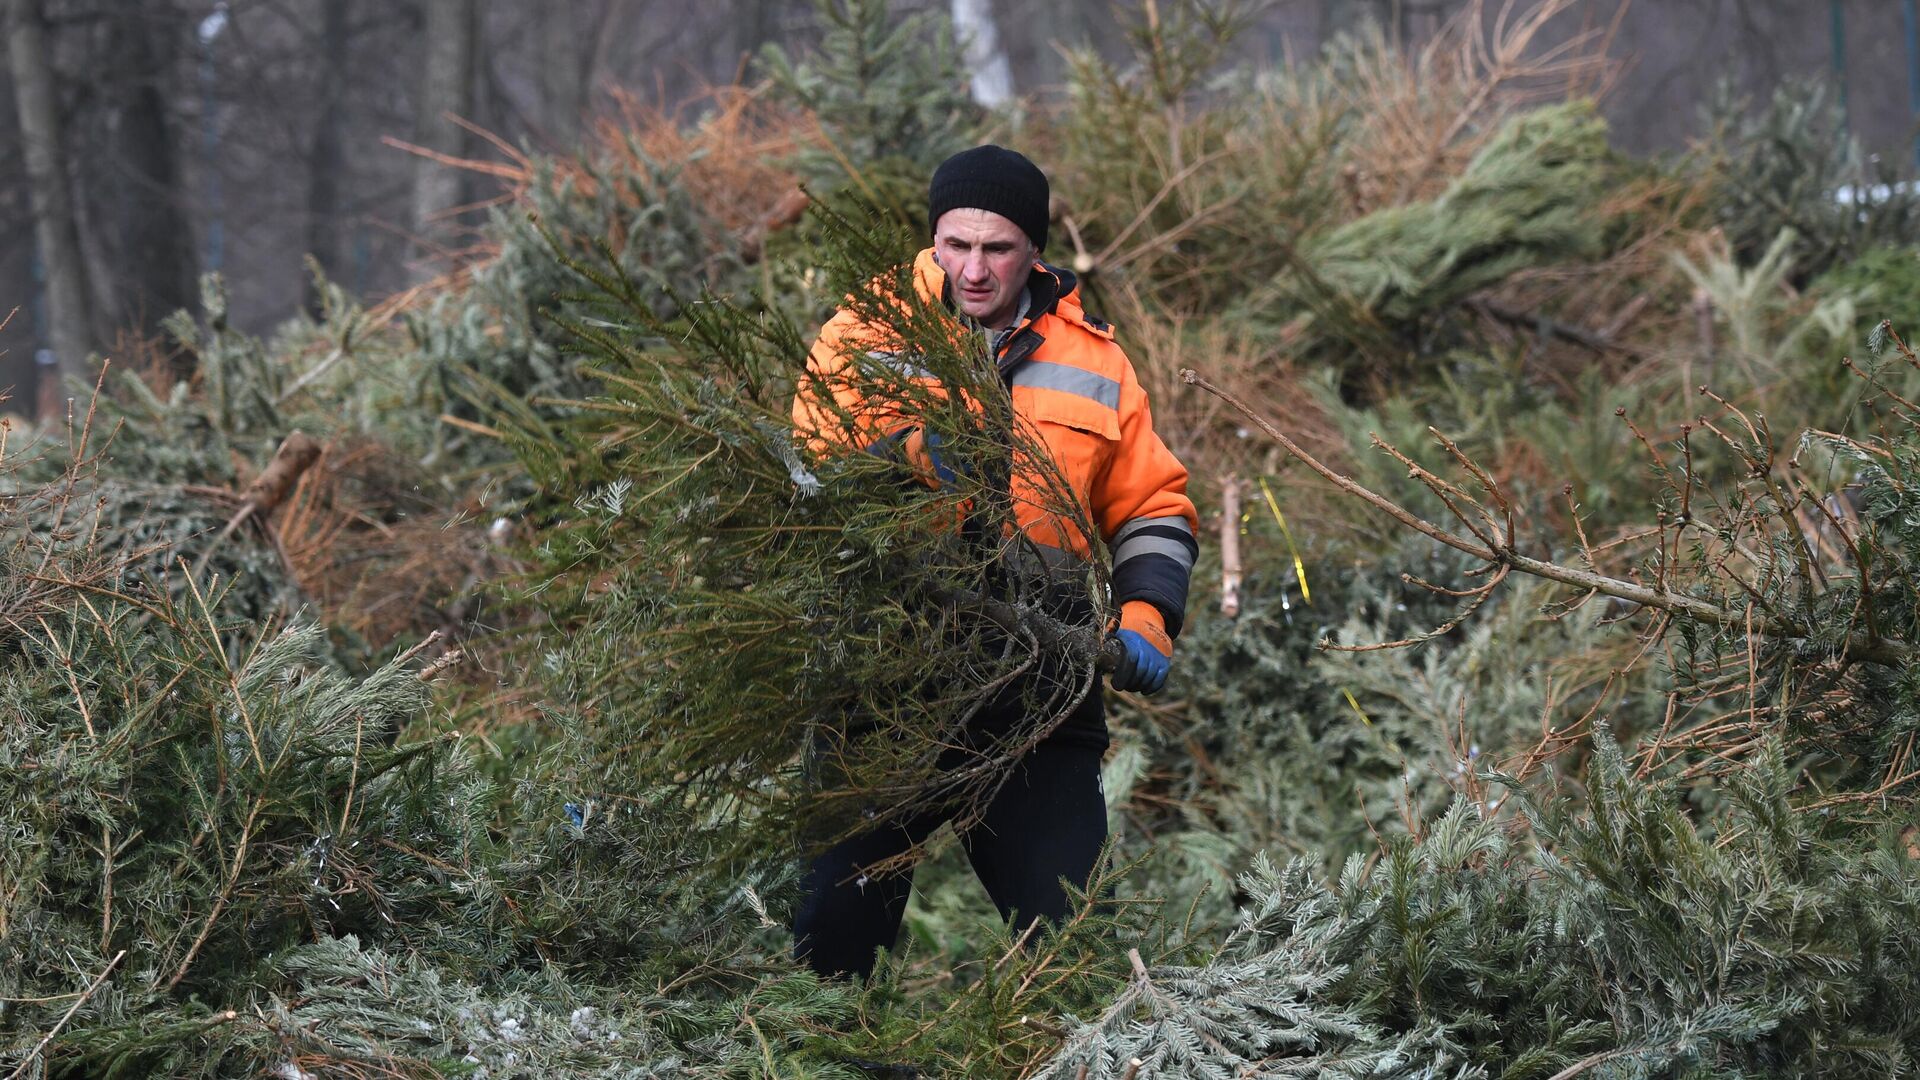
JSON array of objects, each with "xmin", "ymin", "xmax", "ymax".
[{"xmin": 932, "ymin": 208, "xmax": 1036, "ymax": 330}]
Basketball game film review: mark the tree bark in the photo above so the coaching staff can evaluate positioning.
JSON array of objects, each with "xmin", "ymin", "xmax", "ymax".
[
  {"xmin": 541, "ymin": 1, "xmax": 586, "ymax": 144},
  {"xmin": 1014, "ymin": 0, "xmax": 1075, "ymax": 89},
  {"xmin": 104, "ymin": 0, "xmax": 197, "ymax": 360},
  {"xmin": 410, "ymin": 0, "xmax": 477, "ymax": 258},
  {"xmin": 307, "ymin": 0, "xmax": 351, "ymax": 314},
  {"xmin": 726, "ymin": 0, "xmax": 774, "ymax": 80},
  {"xmin": 7, "ymin": 0, "xmax": 95, "ymax": 417},
  {"xmin": 1321, "ymin": 0, "xmax": 1393, "ymax": 38},
  {"xmin": 952, "ymin": 0, "xmax": 1013, "ymax": 108}
]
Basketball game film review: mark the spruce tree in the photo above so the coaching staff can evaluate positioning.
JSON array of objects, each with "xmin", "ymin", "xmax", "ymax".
[{"xmin": 758, "ymin": 0, "xmax": 979, "ymax": 225}]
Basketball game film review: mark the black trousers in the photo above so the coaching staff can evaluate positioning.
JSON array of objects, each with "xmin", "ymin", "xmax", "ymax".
[{"xmin": 790, "ymin": 738, "xmax": 1109, "ymax": 981}]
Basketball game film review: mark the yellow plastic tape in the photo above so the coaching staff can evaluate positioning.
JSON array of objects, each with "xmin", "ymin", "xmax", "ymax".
[
  {"xmin": 1342, "ymin": 688, "xmax": 1372, "ymax": 727},
  {"xmin": 1257, "ymin": 476, "xmax": 1311, "ymax": 606}
]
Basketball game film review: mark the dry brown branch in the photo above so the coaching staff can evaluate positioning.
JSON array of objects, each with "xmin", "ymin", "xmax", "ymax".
[
  {"xmin": 1178, "ymin": 369, "xmax": 1494, "ymax": 561},
  {"xmin": 1180, "ymin": 367, "xmax": 1914, "ymax": 667},
  {"xmin": 1333, "ymin": 0, "xmax": 1623, "ymax": 207},
  {"xmin": 1327, "ymin": 565, "xmax": 1512, "ymax": 652}
]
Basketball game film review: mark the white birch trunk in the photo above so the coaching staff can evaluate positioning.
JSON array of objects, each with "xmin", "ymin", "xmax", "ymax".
[{"xmin": 951, "ymin": 0, "xmax": 1013, "ymax": 108}]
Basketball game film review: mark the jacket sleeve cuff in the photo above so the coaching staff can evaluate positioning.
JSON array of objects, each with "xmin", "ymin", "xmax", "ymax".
[
  {"xmin": 1110, "ymin": 515, "xmax": 1196, "ymax": 637},
  {"xmin": 1112, "ymin": 555, "xmax": 1192, "ymax": 638}
]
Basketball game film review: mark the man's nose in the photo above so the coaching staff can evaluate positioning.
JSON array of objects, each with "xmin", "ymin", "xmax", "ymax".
[{"xmin": 961, "ymin": 253, "xmax": 991, "ymax": 283}]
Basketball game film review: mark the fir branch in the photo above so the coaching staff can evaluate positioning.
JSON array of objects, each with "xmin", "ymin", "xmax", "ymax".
[{"xmin": 4, "ymin": 951, "xmax": 125, "ymax": 1080}]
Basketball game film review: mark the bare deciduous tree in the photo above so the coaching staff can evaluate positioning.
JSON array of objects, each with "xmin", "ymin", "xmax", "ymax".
[
  {"xmin": 539, "ymin": 2, "xmax": 586, "ymax": 143},
  {"xmin": 100, "ymin": 0, "xmax": 198, "ymax": 366},
  {"xmin": 411, "ymin": 0, "xmax": 477, "ymax": 261},
  {"xmin": 307, "ymin": 0, "xmax": 350, "ymax": 312},
  {"xmin": 7, "ymin": 0, "xmax": 94, "ymax": 416}
]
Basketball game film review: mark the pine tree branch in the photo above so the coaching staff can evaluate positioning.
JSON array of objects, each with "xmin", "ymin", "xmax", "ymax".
[
  {"xmin": 1180, "ymin": 368, "xmax": 1915, "ymax": 668},
  {"xmin": 5, "ymin": 950, "xmax": 125, "ymax": 1080},
  {"xmin": 1545, "ymin": 1044, "xmax": 1671, "ymax": 1080},
  {"xmin": 163, "ymin": 798, "xmax": 262, "ymax": 992}
]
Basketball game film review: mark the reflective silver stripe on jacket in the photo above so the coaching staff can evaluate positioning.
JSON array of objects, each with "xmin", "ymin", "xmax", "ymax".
[
  {"xmin": 1112, "ymin": 514, "xmax": 1196, "ymax": 571},
  {"xmin": 1011, "ymin": 361, "xmax": 1121, "ymax": 409},
  {"xmin": 863, "ymin": 350, "xmax": 935, "ymax": 380}
]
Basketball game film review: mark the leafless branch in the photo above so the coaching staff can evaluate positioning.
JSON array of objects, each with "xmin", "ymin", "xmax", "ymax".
[{"xmin": 1180, "ymin": 368, "xmax": 1913, "ymax": 668}]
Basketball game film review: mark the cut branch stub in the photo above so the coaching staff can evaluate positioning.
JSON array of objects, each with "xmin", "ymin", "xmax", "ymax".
[
  {"xmin": 189, "ymin": 430, "xmax": 326, "ymax": 580},
  {"xmin": 240, "ymin": 430, "xmax": 324, "ymax": 518},
  {"xmin": 1219, "ymin": 476, "xmax": 1242, "ymax": 617}
]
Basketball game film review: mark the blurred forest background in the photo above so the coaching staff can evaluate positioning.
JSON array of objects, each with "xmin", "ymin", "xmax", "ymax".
[
  {"xmin": 2, "ymin": 0, "xmax": 1919, "ymax": 412},
  {"xmin": 11, "ymin": 0, "xmax": 1920, "ymax": 1075}
]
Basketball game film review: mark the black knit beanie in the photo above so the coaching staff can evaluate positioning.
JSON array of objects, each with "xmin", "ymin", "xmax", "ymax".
[{"xmin": 927, "ymin": 145, "xmax": 1050, "ymax": 252}]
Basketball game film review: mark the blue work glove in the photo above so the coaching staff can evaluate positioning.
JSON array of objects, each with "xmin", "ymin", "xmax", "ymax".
[
  {"xmin": 1109, "ymin": 601, "xmax": 1172, "ymax": 695},
  {"xmin": 911, "ymin": 430, "xmax": 960, "ymax": 488},
  {"xmin": 865, "ymin": 426, "xmax": 959, "ymax": 488}
]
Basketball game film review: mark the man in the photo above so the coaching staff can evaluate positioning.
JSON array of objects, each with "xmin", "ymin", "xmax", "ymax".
[{"xmin": 788, "ymin": 145, "xmax": 1198, "ymax": 981}]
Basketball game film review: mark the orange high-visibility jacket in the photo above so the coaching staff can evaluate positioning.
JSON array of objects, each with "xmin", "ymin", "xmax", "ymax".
[{"xmin": 792, "ymin": 248, "xmax": 1200, "ymax": 635}]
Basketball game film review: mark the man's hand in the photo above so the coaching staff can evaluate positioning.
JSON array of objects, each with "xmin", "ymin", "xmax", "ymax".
[
  {"xmin": 866, "ymin": 427, "xmax": 959, "ymax": 488},
  {"xmin": 902, "ymin": 429, "xmax": 959, "ymax": 488},
  {"xmin": 1109, "ymin": 600, "xmax": 1172, "ymax": 695}
]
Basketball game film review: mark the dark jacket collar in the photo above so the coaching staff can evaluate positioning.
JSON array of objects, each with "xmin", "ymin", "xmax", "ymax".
[
  {"xmin": 994, "ymin": 263, "xmax": 1075, "ymax": 373},
  {"xmin": 1021, "ymin": 261, "xmax": 1075, "ymax": 325}
]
